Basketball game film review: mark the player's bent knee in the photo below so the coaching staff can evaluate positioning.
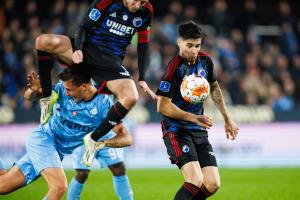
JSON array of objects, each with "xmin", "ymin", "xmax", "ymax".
[
  {"xmin": 35, "ymin": 34, "xmax": 60, "ymax": 53},
  {"xmin": 206, "ymin": 181, "xmax": 220, "ymax": 194},
  {"xmin": 49, "ymin": 183, "xmax": 68, "ymax": 197},
  {"xmin": 75, "ymin": 170, "xmax": 90, "ymax": 183},
  {"xmin": 109, "ymin": 162, "xmax": 126, "ymax": 176}
]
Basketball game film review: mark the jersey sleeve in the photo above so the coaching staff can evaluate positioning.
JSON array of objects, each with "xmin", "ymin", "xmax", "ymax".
[
  {"xmin": 74, "ymin": 0, "xmax": 112, "ymax": 50},
  {"xmin": 99, "ymin": 95, "xmax": 114, "ymax": 120},
  {"xmin": 156, "ymin": 57, "xmax": 181, "ymax": 98},
  {"xmin": 205, "ymin": 56, "xmax": 217, "ymax": 82},
  {"xmin": 52, "ymin": 81, "xmax": 65, "ymax": 103}
]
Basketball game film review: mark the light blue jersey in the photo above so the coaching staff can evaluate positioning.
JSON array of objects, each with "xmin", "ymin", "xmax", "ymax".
[
  {"xmin": 16, "ymin": 81, "xmax": 115, "ymax": 185},
  {"xmin": 45, "ymin": 81, "xmax": 114, "ymax": 154}
]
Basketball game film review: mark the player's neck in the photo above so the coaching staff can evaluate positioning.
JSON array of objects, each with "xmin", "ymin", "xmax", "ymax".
[
  {"xmin": 83, "ymin": 86, "xmax": 97, "ymax": 101},
  {"xmin": 179, "ymin": 54, "xmax": 196, "ymax": 66}
]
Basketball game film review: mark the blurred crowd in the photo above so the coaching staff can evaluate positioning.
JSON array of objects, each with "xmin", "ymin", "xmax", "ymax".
[{"xmin": 0, "ymin": 0, "xmax": 300, "ymax": 123}]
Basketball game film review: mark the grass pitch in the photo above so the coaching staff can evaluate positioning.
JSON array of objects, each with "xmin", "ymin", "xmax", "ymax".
[{"xmin": 2, "ymin": 168, "xmax": 300, "ymax": 200}]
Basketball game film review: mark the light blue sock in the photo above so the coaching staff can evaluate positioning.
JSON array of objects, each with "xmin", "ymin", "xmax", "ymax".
[
  {"xmin": 113, "ymin": 175, "xmax": 133, "ymax": 200},
  {"xmin": 0, "ymin": 159, "xmax": 5, "ymax": 170},
  {"xmin": 67, "ymin": 177, "xmax": 84, "ymax": 200}
]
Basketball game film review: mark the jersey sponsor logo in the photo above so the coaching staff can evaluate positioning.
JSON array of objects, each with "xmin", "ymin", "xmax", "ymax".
[
  {"xmin": 133, "ymin": 17, "xmax": 142, "ymax": 27},
  {"xmin": 109, "ymin": 12, "xmax": 117, "ymax": 18},
  {"xmin": 89, "ymin": 8, "xmax": 101, "ymax": 21},
  {"xmin": 159, "ymin": 81, "xmax": 171, "ymax": 92},
  {"xmin": 90, "ymin": 107, "xmax": 98, "ymax": 115},
  {"xmin": 182, "ymin": 145, "xmax": 190, "ymax": 153},
  {"xmin": 106, "ymin": 19, "xmax": 135, "ymax": 36},
  {"xmin": 61, "ymin": 118, "xmax": 97, "ymax": 132}
]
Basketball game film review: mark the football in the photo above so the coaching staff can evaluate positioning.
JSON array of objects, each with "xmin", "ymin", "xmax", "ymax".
[{"xmin": 180, "ymin": 74, "xmax": 210, "ymax": 104}]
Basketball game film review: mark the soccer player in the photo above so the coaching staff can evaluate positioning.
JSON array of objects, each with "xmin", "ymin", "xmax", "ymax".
[
  {"xmin": 35, "ymin": 0, "xmax": 156, "ymax": 166},
  {"xmin": 68, "ymin": 130, "xmax": 133, "ymax": 200},
  {"xmin": 0, "ymin": 68, "xmax": 132, "ymax": 200},
  {"xmin": 156, "ymin": 21, "xmax": 239, "ymax": 200}
]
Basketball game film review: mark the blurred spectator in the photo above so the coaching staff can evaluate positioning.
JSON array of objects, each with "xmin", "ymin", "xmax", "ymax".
[{"xmin": 0, "ymin": 0, "xmax": 300, "ymax": 123}]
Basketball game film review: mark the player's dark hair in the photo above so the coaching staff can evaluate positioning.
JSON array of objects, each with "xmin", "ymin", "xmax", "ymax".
[
  {"xmin": 58, "ymin": 66, "xmax": 90, "ymax": 86},
  {"xmin": 178, "ymin": 20, "xmax": 203, "ymax": 39}
]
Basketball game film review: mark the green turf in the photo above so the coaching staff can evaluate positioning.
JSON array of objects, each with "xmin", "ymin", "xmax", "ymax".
[{"xmin": 2, "ymin": 168, "xmax": 300, "ymax": 200}]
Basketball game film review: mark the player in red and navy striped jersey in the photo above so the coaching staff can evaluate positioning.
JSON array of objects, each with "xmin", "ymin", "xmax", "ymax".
[
  {"xmin": 156, "ymin": 21, "xmax": 239, "ymax": 200},
  {"xmin": 34, "ymin": 0, "xmax": 156, "ymax": 166}
]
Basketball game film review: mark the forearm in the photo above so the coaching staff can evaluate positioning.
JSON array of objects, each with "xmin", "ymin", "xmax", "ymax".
[
  {"xmin": 210, "ymin": 81, "xmax": 230, "ymax": 121},
  {"xmin": 137, "ymin": 43, "xmax": 149, "ymax": 81},
  {"xmin": 103, "ymin": 134, "xmax": 132, "ymax": 148},
  {"xmin": 157, "ymin": 97, "xmax": 196, "ymax": 123}
]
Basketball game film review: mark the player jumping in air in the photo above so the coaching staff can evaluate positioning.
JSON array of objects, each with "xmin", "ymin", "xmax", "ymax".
[
  {"xmin": 156, "ymin": 21, "xmax": 239, "ymax": 200},
  {"xmin": 35, "ymin": 0, "xmax": 156, "ymax": 166}
]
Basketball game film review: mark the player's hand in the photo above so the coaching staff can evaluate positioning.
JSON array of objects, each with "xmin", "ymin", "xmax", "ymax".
[
  {"xmin": 72, "ymin": 50, "xmax": 83, "ymax": 64},
  {"xmin": 224, "ymin": 119, "xmax": 239, "ymax": 140},
  {"xmin": 138, "ymin": 80, "xmax": 158, "ymax": 100},
  {"xmin": 194, "ymin": 115, "xmax": 213, "ymax": 128},
  {"xmin": 96, "ymin": 141, "xmax": 106, "ymax": 150},
  {"xmin": 27, "ymin": 71, "xmax": 42, "ymax": 94}
]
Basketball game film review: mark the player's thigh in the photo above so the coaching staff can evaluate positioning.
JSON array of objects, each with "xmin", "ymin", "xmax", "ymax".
[
  {"xmin": 180, "ymin": 161, "xmax": 204, "ymax": 183},
  {"xmin": 26, "ymin": 130, "xmax": 64, "ymax": 174},
  {"xmin": 0, "ymin": 166, "xmax": 25, "ymax": 194},
  {"xmin": 72, "ymin": 145, "xmax": 91, "ymax": 171},
  {"xmin": 41, "ymin": 167, "xmax": 68, "ymax": 189},
  {"xmin": 163, "ymin": 132, "xmax": 199, "ymax": 169},
  {"xmin": 106, "ymin": 78, "xmax": 138, "ymax": 99},
  {"xmin": 201, "ymin": 166, "xmax": 220, "ymax": 189},
  {"xmin": 194, "ymin": 137, "xmax": 218, "ymax": 168},
  {"xmin": 36, "ymin": 34, "xmax": 73, "ymax": 64},
  {"xmin": 97, "ymin": 147, "xmax": 124, "ymax": 168}
]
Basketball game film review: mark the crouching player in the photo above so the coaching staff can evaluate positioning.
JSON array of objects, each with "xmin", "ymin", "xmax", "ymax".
[{"xmin": 0, "ymin": 67, "xmax": 132, "ymax": 200}]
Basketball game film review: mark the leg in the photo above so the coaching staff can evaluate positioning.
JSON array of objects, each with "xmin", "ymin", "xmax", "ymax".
[
  {"xmin": 35, "ymin": 34, "xmax": 73, "ymax": 124},
  {"xmin": 91, "ymin": 79, "xmax": 138, "ymax": 141},
  {"xmin": 109, "ymin": 162, "xmax": 133, "ymax": 200},
  {"xmin": 67, "ymin": 169, "xmax": 90, "ymax": 200},
  {"xmin": 174, "ymin": 161, "xmax": 204, "ymax": 200},
  {"xmin": 83, "ymin": 79, "xmax": 138, "ymax": 166},
  {"xmin": 201, "ymin": 166, "xmax": 220, "ymax": 194},
  {"xmin": 193, "ymin": 138, "xmax": 219, "ymax": 199},
  {"xmin": 0, "ymin": 166, "xmax": 25, "ymax": 195},
  {"xmin": 41, "ymin": 168, "xmax": 68, "ymax": 200}
]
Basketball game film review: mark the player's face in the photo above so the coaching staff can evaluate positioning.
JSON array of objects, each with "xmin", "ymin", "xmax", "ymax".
[
  {"xmin": 63, "ymin": 81, "xmax": 87, "ymax": 102},
  {"xmin": 178, "ymin": 37, "xmax": 202, "ymax": 65},
  {"xmin": 125, "ymin": 0, "xmax": 147, "ymax": 12}
]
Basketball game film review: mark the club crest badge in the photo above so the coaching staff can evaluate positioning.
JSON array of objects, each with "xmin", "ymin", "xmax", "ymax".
[{"xmin": 133, "ymin": 17, "xmax": 142, "ymax": 27}]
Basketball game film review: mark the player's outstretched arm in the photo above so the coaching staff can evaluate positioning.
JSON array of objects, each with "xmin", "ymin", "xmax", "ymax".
[
  {"xmin": 24, "ymin": 71, "xmax": 42, "ymax": 100},
  {"xmin": 100, "ymin": 123, "xmax": 132, "ymax": 148},
  {"xmin": 157, "ymin": 95, "xmax": 213, "ymax": 128},
  {"xmin": 210, "ymin": 81, "xmax": 239, "ymax": 140}
]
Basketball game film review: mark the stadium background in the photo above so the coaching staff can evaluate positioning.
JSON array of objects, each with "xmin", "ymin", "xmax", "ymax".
[{"xmin": 0, "ymin": 0, "xmax": 300, "ymax": 199}]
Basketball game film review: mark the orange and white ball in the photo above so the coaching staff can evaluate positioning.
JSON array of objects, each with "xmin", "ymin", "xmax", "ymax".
[{"xmin": 180, "ymin": 74, "xmax": 210, "ymax": 104}]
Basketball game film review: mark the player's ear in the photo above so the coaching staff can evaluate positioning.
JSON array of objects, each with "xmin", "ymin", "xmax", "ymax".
[{"xmin": 177, "ymin": 37, "xmax": 182, "ymax": 46}]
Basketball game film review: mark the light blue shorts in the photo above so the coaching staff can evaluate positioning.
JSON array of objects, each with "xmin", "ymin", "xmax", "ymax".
[
  {"xmin": 72, "ymin": 144, "xmax": 124, "ymax": 170},
  {"xmin": 16, "ymin": 129, "xmax": 64, "ymax": 185}
]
